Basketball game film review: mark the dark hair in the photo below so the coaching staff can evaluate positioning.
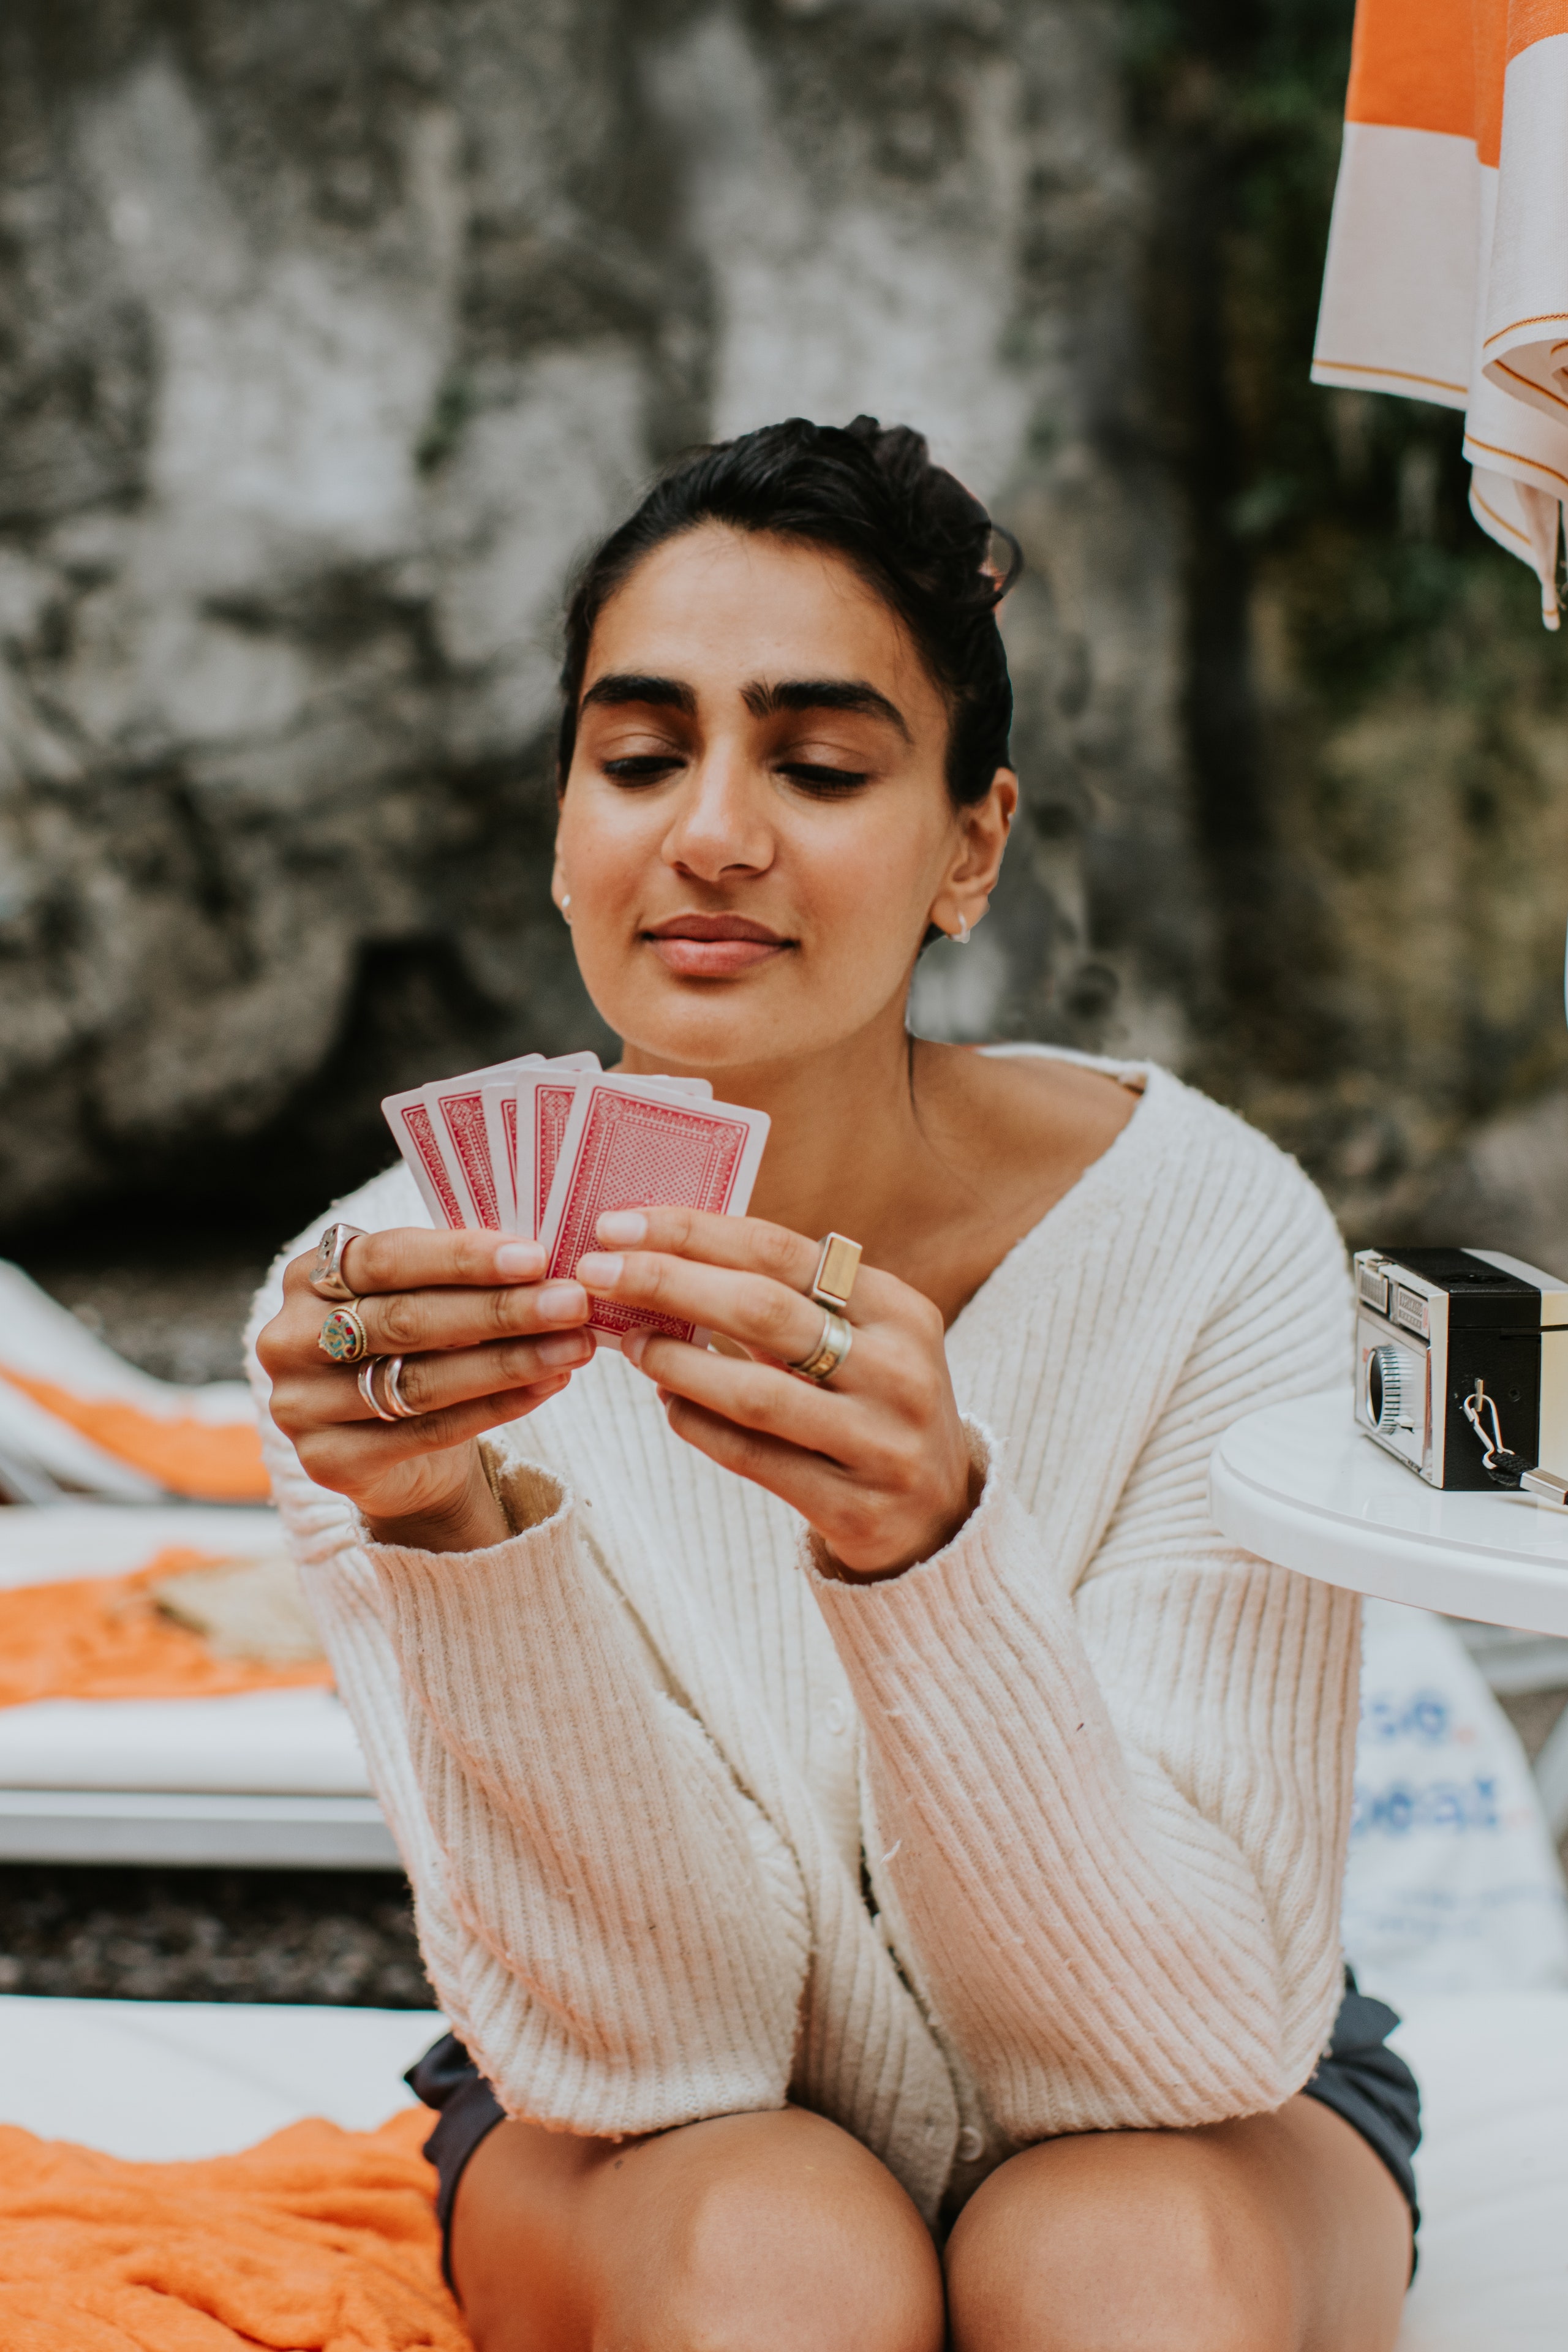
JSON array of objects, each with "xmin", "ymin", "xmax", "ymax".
[{"xmin": 556, "ymin": 415, "xmax": 1020, "ymax": 802}]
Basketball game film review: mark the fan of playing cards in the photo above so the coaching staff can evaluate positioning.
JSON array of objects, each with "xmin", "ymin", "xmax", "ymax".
[{"xmin": 382, "ymin": 1056, "xmax": 771, "ymax": 1351}]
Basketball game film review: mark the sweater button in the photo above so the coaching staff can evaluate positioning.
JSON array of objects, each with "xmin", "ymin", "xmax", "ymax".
[
  {"xmin": 956, "ymin": 2127, "xmax": 984, "ymax": 2163},
  {"xmin": 821, "ymin": 1699, "xmax": 848, "ymax": 1736}
]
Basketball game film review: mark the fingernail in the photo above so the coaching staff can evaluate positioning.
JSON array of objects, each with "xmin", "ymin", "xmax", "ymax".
[
  {"xmin": 575, "ymin": 1252, "xmax": 622, "ymax": 1291},
  {"xmin": 494, "ymin": 1241, "xmax": 546, "ymax": 1280},
  {"xmin": 596, "ymin": 1210, "xmax": 646, "ymax": 1246},
  {"xmin": 538, "ymin": 1332, "xmax": 590, "ymax": 1368},
  {"xmin": 622, "ymin": 1329, "xmax": 649, "ymax": 1368},
  {"xmin": 537, "ymin": 1281, "xmax": 587, "ymax": 1323}
]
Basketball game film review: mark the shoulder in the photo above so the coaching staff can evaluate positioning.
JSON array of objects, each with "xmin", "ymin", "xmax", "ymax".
[
  {"xmin": 1138, "ymin": 1065, "xmax": 1343, "ymax": 1276},
  {"xmin": 1000, "ymin": 1047, "xmax": 1346, "ymax": 1300}
]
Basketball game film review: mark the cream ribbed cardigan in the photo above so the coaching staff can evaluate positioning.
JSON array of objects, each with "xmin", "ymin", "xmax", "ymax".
[{"xmin": 246, "ymin": 1053, "xmax": 1359, "ymax": 2223}]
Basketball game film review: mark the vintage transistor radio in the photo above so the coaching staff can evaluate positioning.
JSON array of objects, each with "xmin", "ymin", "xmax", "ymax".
[{"xmin": 1354, "ymin": 1247, "xmax": 1568, "ymax": 1498}]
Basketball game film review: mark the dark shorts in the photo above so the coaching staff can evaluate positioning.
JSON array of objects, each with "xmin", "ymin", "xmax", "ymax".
[{"xmin": 409, "ymin": 1969, "xmax": 1420, "ymax": 2290}]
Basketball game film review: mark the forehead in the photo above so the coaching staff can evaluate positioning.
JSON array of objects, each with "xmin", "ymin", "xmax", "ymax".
[{"xmin": 587, "ymin": 525, "xmax": 942, "ymax": 719}]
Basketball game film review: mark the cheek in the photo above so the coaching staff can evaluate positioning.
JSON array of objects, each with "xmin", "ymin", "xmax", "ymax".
[
  {"xmin": 801, "ymin": 816, "xmax": 942, "ymax": 951},
  {"xmin": 557, "ymin": 788, "xmax": 650, "ymax": 911}
]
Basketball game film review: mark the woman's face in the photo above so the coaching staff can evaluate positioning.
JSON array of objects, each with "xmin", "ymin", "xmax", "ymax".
[{"xmin": 554, "ymin": 523, "xmax": 1014, "ymax": 1076}]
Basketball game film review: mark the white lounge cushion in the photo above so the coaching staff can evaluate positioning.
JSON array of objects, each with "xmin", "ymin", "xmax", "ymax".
[
  {"xmin": 0, "ymin": 1996, "xmax": 443, "ymax": 2161},
  {"xmin": 1393, "ymin": 1991, "xmax": 1568, "ymax": 2350},
  {"xmin": 0, "ymin": 1991, "xmax": 1561, "ymax": 2342}
]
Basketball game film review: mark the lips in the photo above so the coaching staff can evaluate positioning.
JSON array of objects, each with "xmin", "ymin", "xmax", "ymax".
[{"xmin": 643, "ymin": 912, "xmax": 791, "ymax": 978}]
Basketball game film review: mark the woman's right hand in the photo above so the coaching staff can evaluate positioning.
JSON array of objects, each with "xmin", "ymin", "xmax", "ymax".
[{"xmin": 255, "ymin": 1228, "xmax": 594, "ymax": 1553}]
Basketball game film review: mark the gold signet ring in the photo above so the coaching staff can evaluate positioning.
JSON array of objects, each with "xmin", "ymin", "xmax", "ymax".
[
  {"xmin": 318, "ymin": 1307, "xmax": 369, "ymax": 1363},
  {"xmin": 790, "ymin": 1310, "xmax": 853, "ymax": 1385},
  {"xmin": 810, "ymin": 1233, "xmax": 862, "ymax": 1313}
]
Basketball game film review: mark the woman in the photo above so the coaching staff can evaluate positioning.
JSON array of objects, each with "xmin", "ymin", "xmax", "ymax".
[{"xmin": 251, "ymin": 418, "xmax": 1417, "ymax": 2352}]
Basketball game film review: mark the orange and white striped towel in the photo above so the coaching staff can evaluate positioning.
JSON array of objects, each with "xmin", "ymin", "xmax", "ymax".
[
  {"xmin": 1313, "ymin": 0, "xmax": 1568, "ymax": 625},
  {"xmin": 0, "ymin": 1262, "xmax": 268, "ymax": 1504}
]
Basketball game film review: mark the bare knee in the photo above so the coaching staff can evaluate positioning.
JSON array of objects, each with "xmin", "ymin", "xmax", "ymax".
[
  {"xmin": 946, "ymin": 2133, "xmax": 1297, "ymax": 2352},
  {"xmin": 608, "ymin": 2109, "xmax": 943, "ymax": 2352}
]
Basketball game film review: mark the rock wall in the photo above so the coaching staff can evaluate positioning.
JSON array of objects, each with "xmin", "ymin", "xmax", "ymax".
[
  {"xmin": 3, "ymin": 0, "xmax": 1566, "ymax": 1264},
  {"xmin": 0, "ymin": 0, "xmax": 1200, "ymax": 1234}
]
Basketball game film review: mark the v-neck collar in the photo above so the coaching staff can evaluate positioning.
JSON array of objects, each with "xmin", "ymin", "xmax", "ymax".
[{"xmin": 941, "ymin": 1048, "xmax": 1165, "ymax": 1347}]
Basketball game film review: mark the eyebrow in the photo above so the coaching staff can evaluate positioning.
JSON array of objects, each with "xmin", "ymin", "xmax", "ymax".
[
  {"xmin": 576, "ymin": 669, "xmax": 913, "ymax": 744},
  {"xmin": 742, "ymin": 677, "xmax": 912, "ymax": 742},
  {"xmin": 579, "ymin": 673, "xmax": 698, "ymax": 716}
]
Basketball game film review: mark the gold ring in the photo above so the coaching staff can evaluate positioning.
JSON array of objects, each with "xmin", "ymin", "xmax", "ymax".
[
  {"xmin": 810, "ymin": 1232, "xmax": 862, "ymax": 1313},
  {"xmin": 309, "ymin": 1223, "xmax": 366, "ymax": 1303},
  {"xmin": 358, "ymin": 1357, "xmax": 398, "ymax": 1421},
  {"xmin": 790, "ymin": 1310, "xmax": 853, "ymax": 1384},
  {"xmin": 318, "ymin": 1306, "xmax": 369, "ymax": 1363}
]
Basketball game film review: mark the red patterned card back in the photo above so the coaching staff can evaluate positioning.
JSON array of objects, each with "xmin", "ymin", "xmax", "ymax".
[
  {"xmin": 533, "ymin": 1083, "xmax": 579, "ymax": 1234},
  {"xmin": 400, "ymin": 1104, "xmax": 464, "ymax": 1229},
  {"xmin": 439, "ymin": 1090, "xmax": 501, "ymax": 1229},
  {"xmin": 547, "ymin": 1090, "xmax": 751, "ymax": 1340}
]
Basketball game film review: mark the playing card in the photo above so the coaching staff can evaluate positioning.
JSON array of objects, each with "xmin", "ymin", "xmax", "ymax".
[
  {"xmin": 540, "ymin": 1078, "xmax": 771, "ymax": 1348},
  {"xmin": 424, "ymin": 1074, "xmax": 512, "ymax": 1230},
  {"xmin": 383, "ymin": 1055, "xmax": 600, "ymax": 1231},
  {"xmin": 382, "ymin": 1081, "xmax": 470, "ymax": 1229},
  {"xmin": 481, "ymin": 1079, "xmax": 525, "ymax": 1231},
  {"xmin": 510, "ymin": 1068, "xmax": 587, "ymax": 1241}
]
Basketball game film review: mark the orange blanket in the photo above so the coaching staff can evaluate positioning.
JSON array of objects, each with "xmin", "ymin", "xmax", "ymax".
[
  {"xmin": 0, "ymin": 2105, "xmax": 471, "ymax": 2350},
  {"xmin": 0, "ymin": 1551, "xmax": 331, "ymax": 1707},
  {"xmin": 0, "ymin": 1368, "xmax": 270, "ymax": 1502}
]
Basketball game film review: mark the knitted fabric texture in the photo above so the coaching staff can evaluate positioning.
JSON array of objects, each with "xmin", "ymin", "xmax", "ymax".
[{"xmin": 246, "ymin": 1055, "xmax": 1359, "ymax": 2222}]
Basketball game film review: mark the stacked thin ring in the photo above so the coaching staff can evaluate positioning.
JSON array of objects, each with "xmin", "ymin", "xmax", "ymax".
[
  {"xmin": 790, "ymin": 1309, "xmax": 853, "ymax": 1384},
  {"xmin": 358, "ymin": 1355, "xmax": 421, "ymax": 1421}
]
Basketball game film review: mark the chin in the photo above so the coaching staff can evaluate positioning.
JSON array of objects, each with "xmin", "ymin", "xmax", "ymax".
[{"xmin": 608, "ymin": 982, "xmax": 789, "ymax": 1074}]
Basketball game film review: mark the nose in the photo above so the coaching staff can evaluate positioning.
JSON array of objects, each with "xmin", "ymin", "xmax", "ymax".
[{"xmin": 660, "ymin": 739, "xmax": 775, "ymax": 883}]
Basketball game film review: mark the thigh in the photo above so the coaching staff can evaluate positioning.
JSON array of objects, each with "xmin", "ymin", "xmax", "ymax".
[
  {"xmin": 944, "ymin": 2092, "xmax": 1413, "ymax": 2352},
  {"xmin": 450, "ymin": 2103, "xmax": 945, "ymax": 2352}
]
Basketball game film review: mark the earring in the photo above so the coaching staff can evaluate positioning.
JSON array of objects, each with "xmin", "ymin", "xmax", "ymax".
[
  {"xmin": 952, "ymin": 912, "xmax": 971, "ymax": 946},
  {"xmin": 560, "ymin": 893, "xmax": 571, "ymax": 925}
]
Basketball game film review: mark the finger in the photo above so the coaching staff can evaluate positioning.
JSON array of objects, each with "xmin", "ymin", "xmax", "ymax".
[
  {"xmin": 284, "ymin": 1228, "xmax": 549, "ymax": 1302},
  {"xmin": 576, "ymin": 1251, "xmax": 846, "ymax": 1373},
  {"xmin": 654, "ymin": 1390, "xmax": 854, "ymax": 1527},
  {"xmin": 358, "ymin": 1330, "xmax": 596, "ymax": 1420},
  {"xmin": 295, "ymin": 1378, "xmax": 574, "ymax": 1490},
  {"xmin": 586, "ymin": 1208, "xmax": 889, "ymax": 1322},
  {"xmin": 339, "ymin": 1278, "xmax": 589, "ymax": 1361},
  {"xmin": 277, "ymin": 1329, "xmax": 595, "ymax": 1430},
  {"xmin": 624, "ymin": 1330, "xmax": 853, "ymax": 1454}
]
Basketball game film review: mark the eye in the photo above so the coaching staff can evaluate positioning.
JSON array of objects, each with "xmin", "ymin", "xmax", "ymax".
[
  {"xmin": 601, "ymin": 753, "xmax": 685, "ymax": 785},
  {"xmin": 777, "ymin": 761, "xmax": 871, "ymax": 795}
]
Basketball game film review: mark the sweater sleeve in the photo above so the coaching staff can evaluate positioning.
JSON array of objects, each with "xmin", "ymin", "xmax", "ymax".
[
  {"xmin": 244, "ymin": 1189, "xmax": 810, "ymax": 2139},
  {"xmin": 807, "ymin": 1167, "xmax": 1358, "ymax": 2144}
]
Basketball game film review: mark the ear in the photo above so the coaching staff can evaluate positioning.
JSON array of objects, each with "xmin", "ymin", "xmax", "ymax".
[
  {"xmin": 927, "ymin": 769, "xmax": 1017, "ymax": 940},
  {"xmin": 549, "ymin": 843, "xmax": 569, "ymax": 915}
]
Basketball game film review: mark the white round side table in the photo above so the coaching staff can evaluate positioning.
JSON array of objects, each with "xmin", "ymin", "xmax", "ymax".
[{"xmin": 1209, "ymin": 1387, "xmax": 1568, "ymax": 1637}]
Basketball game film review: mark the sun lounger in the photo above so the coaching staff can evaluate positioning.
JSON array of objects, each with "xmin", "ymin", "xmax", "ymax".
[
  {"xmin": 0, "ymin": 1992, "xmax": 1558, "ymax": 2345},
  {"xmin": 0, "ymin": 1995, "xmax": 442, "ymax": 2159},
  {"xmin": 0, "ymin": 1262, "xmax": 269, "ymax": 1502},
  {"xmin": 0, "ymin": 1507, "xmax": 396, "ymax": 1867}
]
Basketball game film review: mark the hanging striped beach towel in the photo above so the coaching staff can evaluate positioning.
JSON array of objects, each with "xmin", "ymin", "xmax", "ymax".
[{"xmin": 1312, "ymin": 0, "xmax": 1568, "ymax": 625}]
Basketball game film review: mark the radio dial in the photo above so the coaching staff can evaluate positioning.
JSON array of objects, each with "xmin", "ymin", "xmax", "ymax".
[{"xmin": 1367, "ymin": 1345, "xmax": 1406, "ymax": 1431}]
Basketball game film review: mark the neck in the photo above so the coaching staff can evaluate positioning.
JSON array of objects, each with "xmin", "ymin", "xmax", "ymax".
[{"xmin": 620, "ymin": 995, "xmax": 964, "ymax": 1261}]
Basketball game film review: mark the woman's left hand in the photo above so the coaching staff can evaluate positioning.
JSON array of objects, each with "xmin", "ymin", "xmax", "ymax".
[{"xmin": 575, "ymin": 1209, "xmax": 978, "ymax": 1579}]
